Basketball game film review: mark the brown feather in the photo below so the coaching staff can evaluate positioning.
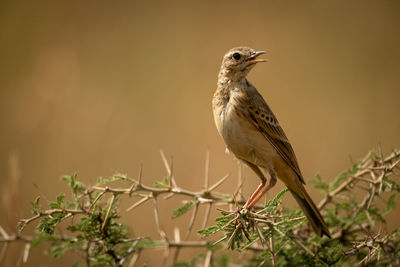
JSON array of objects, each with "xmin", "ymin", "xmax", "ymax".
[{"xmin": 245, "ymin": 86, "xmax": 305, "ymax": 184}]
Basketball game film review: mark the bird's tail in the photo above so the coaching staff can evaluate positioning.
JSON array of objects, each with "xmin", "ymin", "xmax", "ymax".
[{"xmin": 289, "ymin": 188, "xmax": 331, "ymax": 238}]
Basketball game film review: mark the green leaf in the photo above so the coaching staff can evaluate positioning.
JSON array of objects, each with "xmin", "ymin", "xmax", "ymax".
[
  {"xmin": 271, "ymin": 188, "xmax": 288, "ymax": 204},
  {"xmin": 311, "ymin": 174, "xmax": 329, "ymax": 193},
  {"xmin": 265, "ymin": 188, "xmax": 288, "ymax": 211},
  {"xmin": 172, "ymin": 199, "xmax": 197, "ymax": 218},
  {"xmin": 330, "ymin": 170, "xmax": 348, "ymax": 191},
  {"xmin": 65, "ymin": 201, "xmax": 76, "ymax": 209},
  {"xmin": 62, "ymin": 174, "xmax": 86, "ymax": 201},
  {"xmin": 215, "ymin": 253, "xmax": 229, "ymax": 267},
  {"xmin": 48, "ymin": 194, "xmax": 65, "ymax": 209},
  {"xmin": 337, "ymin": 202, "xmax": 351, "ymax": 211},
  {"xmin": 33, "ymin": 196, "xmax": 41, "ymax": 214},
  {"xmin": 154, "ymin": 176, "xmax": 170, "ymax": 188},
  {"xmin": 46, "ymin": 237, "xmax": 84, "ymax": 259},
  {"xmin": 206, "ymin": 242, "xmax": 222, "ymax": 251},
  {"xmin": 384, "ymin": 176, "xmax": 400, "ymax": 192},
  {"xmin": 38, "ymin": 213, "xmax": 67, "ymax": 234},
  {"xmin": 30, "ymin": 233, "xmax": 52, "ymax": 249},
  {"xmin": 368, "ymin": 207, "xmax": 386, "ymax": 223},
  {"xmin": 48, "ymin": 202, "xmax": 60, "ymax": 209},
  {"xmin": 198, "ymin": 212, "xmax": 235, "ymax": 237},
  {"xmin": 56, "ymin": 193, "xmax": 65, "ymax": 205},
  {"xmin": 96, "ymin": 174, "xmax": 134, "ymax": 185},
  {"xmin": 384, "ymin": 193, "xmax": 396, "ymax": 214},
  {"xmin": 198, "ymin": 225, "xmax": 220, "ymax": 237},
  {"xmin": 134, "ymin": 237, "xmax": 163, "ymax": 249}
]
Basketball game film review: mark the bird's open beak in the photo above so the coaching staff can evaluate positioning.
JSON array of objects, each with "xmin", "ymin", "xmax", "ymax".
[{"xmin": 248, "ymin": 51, "xmax": 267, "ymax": 64}]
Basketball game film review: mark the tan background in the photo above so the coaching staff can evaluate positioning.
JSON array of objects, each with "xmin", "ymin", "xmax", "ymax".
[{"xmin": 1, "ymin": 1, "xmax": 399, "ymax": 266}]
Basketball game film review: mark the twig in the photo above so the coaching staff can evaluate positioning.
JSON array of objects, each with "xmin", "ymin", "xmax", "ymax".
[
  {"xmin": 101, "ymin": 194, "xmax": 116, "ymax": 232},
  {"xmin": 126, "ymin": 195, "xmax": 151, "ymax": 212},
  {"xmin": 186, "ymin": 202, "xmax": 199, "ymax": 239},
  {"xmin": 153, "ymin": 196, "xmax": 162, "ymax": 234}
]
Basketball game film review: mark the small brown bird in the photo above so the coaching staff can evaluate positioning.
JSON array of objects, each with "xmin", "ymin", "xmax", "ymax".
[{"xmin": 212, "ymin": 47, "xmax": 330, "ymax": 238}]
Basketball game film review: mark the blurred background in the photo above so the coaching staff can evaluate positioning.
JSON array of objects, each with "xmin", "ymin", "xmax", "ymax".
[{"xmin": 0, "ymin": 0, "xmax": 399, "ymax": 266}]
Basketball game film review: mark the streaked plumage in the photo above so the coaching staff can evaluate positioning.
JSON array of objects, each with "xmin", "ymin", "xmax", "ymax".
[{"xmin": 212, "ymin": 47, "xmax": 330, "ymax": 237}]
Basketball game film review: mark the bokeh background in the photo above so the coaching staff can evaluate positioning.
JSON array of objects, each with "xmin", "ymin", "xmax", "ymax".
[{"xmin": 1, "ymin": 0, "xmax": 399, "ymax": 266}]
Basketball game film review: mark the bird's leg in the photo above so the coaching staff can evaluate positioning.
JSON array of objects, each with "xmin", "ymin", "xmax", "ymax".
[
  {"xmin": 247, "ymin": 173, "xmax": 277, "ymax": 209},
  {"xmin": 243, "ymin": 162, "xmax": 267, "ymax": 209}
]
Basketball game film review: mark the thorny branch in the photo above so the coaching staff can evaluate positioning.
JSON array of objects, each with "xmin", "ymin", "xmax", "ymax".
[
  {"xmin": 318, "ymin": 149, "xmax": 399, "ymax": 210},
  {"xmin": 0, "ymin": 149, "xmax": 399, "ymax": 266}
]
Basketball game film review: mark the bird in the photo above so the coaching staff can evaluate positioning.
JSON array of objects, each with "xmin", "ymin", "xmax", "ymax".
[{"xmin": 212, "ymin": 47, "xmax": 331, "ymax": 238}]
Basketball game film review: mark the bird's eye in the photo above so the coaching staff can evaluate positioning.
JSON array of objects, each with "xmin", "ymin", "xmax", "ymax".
[{"xmin": 232, "ymin": 53, "xmax": 241, "ymax": 60}]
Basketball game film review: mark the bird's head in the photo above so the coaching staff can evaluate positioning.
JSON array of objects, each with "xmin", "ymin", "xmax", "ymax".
[{"xmin": 219, "ymin": 47, "xmax": 266, "ymax": 81}]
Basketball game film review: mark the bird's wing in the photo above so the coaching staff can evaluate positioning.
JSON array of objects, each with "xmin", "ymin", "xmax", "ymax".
[{"xmin": 246, "ymin": 92, "xmax": 305, "ymax": 184}]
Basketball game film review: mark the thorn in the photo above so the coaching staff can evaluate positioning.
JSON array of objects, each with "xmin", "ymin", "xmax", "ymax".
[
  {"xmin": 101, "ymin": 194, "xmax": 116, "ymax": 232},
  {"xmin": 126, "ymin": 196, "xmax": 150, "ymax": 212},
  {"xmin": 128, "ymin": 251, "xmax": 140, "ymax": 267},
  {"xmin": 170, "ymin": 175, "xmax": 178, "ymax": 188},
  {"xmin": 227, "ymin": 225, "xmax": 241, "ymax": 248},
  {"xmin": 22, "ymin": 243, "xmax": 30, "ymax": 263},
  {"xmin": 169, "ymin": 158, "xmax": 174, "ymax": 187},
  {"xmin": 221, "ymin": 215, "xmax": 239, "ymax": 231},
  {"xmin": 153, "ymin": 197, "xmax": 162, "ymax": 235},
  {"xmin": 33, "ymin": 183, "xmax": 50, "ymax": 203},
  {"xmin": 138, "ymin": 164, "xmax": 143, "ymax": 185},
  {"xmin": 186, "ymin": 202, "xmax": 199, "ymax": 240},
  {"xmin": 160, "ymin": 149, "xmax": 171, "ymax": 176},
  {"xmin": 174, "ymin": 227, "xmax": 180, "ymax": 242},
  {"xmin": 163, "ymin": 192, "xmax": 175, "ymax": 200},
  {"xmin": 160, "ymin": 150, "xmax": 178, "ymax": 189},
  {"xmin": 204, "ymin": 250, "xmax": 213, "ymax": 267},
  {"xmin": 128, "ymin": 183, "xmax": 136, "ymax": 196},
  {"xmin": 254, "ymin": 222, "xmax": 267, "ymax": 246},
  {"xmin": 216, "ymin": 207, "xmax": 234, "ymax": 214},
  {"xmin": 208, "ymin": 173, "xmax": 230, "ymax": 192},
  {"xmin": 0, "ymin": 226, "xmax": 9, "ymax": 239},
  {"xmin": 212, "ymin": 235, "xmax": 227, "ymax": 246}
]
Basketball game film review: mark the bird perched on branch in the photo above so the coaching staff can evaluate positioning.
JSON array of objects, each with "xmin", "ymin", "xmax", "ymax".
[{"xmin": 212, "ymin": 47, "xmax": 331, "ymax": 238}]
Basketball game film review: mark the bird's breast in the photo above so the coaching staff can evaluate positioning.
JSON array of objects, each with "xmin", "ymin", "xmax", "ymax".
[{"xmin": 213, "ymin": 90, "xmax": 277, "ymax": 169}]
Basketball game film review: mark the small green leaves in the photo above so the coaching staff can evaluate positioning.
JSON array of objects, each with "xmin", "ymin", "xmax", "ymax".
[
  {"xmin": 61, "ymin": 174, "xmax": 86, "ymax": 201},
  {"xmin": 96, "ymin": 174, "xmax": 134, "ymax": 185},
  {"xmin": 134, "ymin": 237, "xmax": 163, "ymax": 249},
  {"xmin": 8, "ymin": 149, "xmax": 400, "ymax": 266},
  {"xmin": 37, "ymin": 213, "xmax": 66, "ymax": 234},
  {"xmin": 49, "ymin": 194, "xmax": 65, "ymax": 209},
  {"xmin": 198, "ymin": 212, "xmax": 235, "ymax": 237},
  {"xmin": 30, "ymin": 233, "xmax": 52, "ymax": 249},
  {"xmin": 269, "ymin": 188, "xmax": 288, "ymax": 207},
  {"xmin": 330, "ymin": 170, "xmax": 348, "ymax": 191},
  {"xmin": 172, "ymin": 199, "xmax": 197, "ymax": 218},
  {"xmin": 384, "ymin": 176, "xmax": 400, "ymax": 192},
  {"xmin": 155, "ymin": 176, "xmax": 170, "ymax": 188},
  {"xmin": 47, "ymin": 236, "xmax": 83, "ymax": 259},
  {"xmin": 384, "ymin": 193, "xmax": 396, "ymax": 214},
  {"xmin": 311, "ymin": 174, "xmax": 329, "ymax": 193},
  {"xmin": 198, "ymin": 225, "xmax": 221, "ymax": 237},
  {"xmin": 33, "ymin": 196, "xmax": 42, "ymax": 214}
]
